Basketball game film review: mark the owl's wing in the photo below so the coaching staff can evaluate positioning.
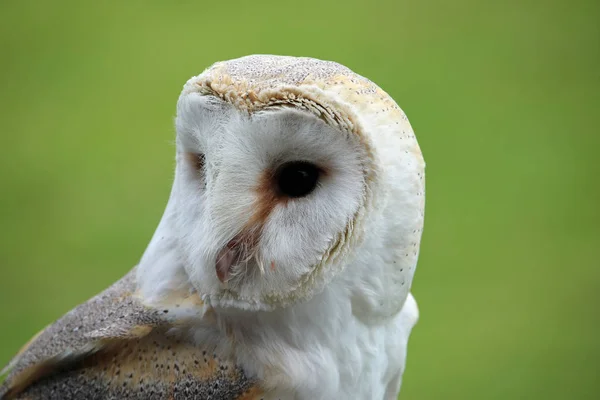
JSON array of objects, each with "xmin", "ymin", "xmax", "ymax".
[{"xmin": 0, "ymin": 268, "xmax": 263, "ymax": 400}]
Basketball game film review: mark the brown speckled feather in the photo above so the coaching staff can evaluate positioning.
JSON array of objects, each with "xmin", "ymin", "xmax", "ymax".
[{"xmin": 0, "ymin": 269, "xmax": 261, "ymax": 400}]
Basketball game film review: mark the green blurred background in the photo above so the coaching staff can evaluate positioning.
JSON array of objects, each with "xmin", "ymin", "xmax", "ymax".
[{"xmin": 0, "ymin": 0, "xmax": 598, "ymax": 398}]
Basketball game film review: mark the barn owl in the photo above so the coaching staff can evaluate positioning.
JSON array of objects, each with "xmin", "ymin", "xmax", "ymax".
[{"xmin": 0, "ymin": 55, "xmax": 425, "ymax": 400}]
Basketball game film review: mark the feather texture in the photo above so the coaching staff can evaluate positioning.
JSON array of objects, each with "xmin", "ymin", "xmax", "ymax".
[{"xmin": 0, "ymin": 269, "xmax": 261, "ymax": 400}]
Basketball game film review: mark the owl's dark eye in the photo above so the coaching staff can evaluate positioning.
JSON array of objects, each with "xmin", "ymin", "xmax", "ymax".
[{"xmin": 276, "ymin": 161, "xmax": 320, "ymax": 198}]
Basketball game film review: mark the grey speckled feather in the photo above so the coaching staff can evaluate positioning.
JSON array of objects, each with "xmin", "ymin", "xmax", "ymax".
[{"xmin": 0, "ymin": 268, "xmax": 262, "ymax": 400}]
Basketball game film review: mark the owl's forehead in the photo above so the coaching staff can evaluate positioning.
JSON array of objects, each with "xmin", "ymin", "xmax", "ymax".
[{"xmin": 177, "ymin": 98, "xmax": 357, "ymax": 163}]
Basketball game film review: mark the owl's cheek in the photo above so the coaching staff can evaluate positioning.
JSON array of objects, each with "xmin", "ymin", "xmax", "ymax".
[{"xmin": 259, "ymin": 235, "xmax": 324, "ymax": 279}]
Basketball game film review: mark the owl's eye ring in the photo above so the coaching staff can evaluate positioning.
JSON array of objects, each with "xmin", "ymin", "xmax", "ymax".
[{"xmin": 275, "ymin": 161, "xmax": 321, "ymax": 198}]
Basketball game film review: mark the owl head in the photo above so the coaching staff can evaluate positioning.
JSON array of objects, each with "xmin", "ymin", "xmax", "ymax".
[{"xmin": 138, "ymin": 55, "xmax": 425, "ymax": 314}]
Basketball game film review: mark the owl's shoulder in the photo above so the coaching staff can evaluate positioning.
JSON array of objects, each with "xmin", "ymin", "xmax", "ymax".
[{"xmin": 0, "ymin": 269, "xmax": 262, "ymax": 400}]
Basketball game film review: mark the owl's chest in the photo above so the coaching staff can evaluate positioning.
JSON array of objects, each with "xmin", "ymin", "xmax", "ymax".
[{"xmin": 220, "ymin": 294, "xmax": 416, "ymax": 400}]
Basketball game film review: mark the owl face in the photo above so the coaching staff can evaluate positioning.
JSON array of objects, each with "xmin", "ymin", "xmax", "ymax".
[
  {"xmin": 138, "ymin": 55, "xmax": 424, "ymax": 313},
  {"xmin": 173, "ymin": 95, "xmax": 368, "ymax": 310}
]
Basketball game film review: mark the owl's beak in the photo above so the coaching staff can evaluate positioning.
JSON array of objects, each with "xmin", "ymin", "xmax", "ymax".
[
  {"xmin": 215, "ymin": 239, "xmax": 241, "ymax": 284},
  {"xmin": 215, "ymin": 229, "xmax": 262, "ymax": 284},
  {"xmin": 215, "ymin": 243, "xmax": 239, "ymax": 283}
]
